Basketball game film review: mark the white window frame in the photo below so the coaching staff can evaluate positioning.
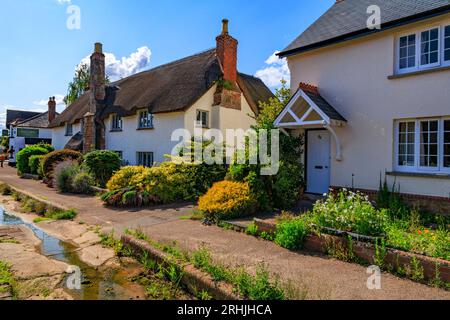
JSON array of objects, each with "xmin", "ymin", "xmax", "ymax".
[
  {"xmin": 111, "ymin": 114, "xmax": 123, "ymax": 131},
  {"xmin": 394, "ymin": 120, "xmax": 416, "ymax": 172},
  {"xmin": 394, "ymin": 118, "xmax": 450, "ymax": 174},
  {"xmin": 138, "ymin": 110, "xmax": 153, "ymax": 129},
  {"xmin": 65, "ymin": 123, "xmax": 73, "ymax": 136},
  {"xmin": 195, "ymin": 109, "xmax": 209, "ymax": 128},
  {"xmin": 419, "ymin": 27, "xmax": 440, "ymax": 69},
  {"xmin": 395, "ymin": 23, "xmax": 450, "ymax": 74},
  {"xmin": 444, "ymin": 24, "xmax": 450, "ymax": 65},
  {"xmin": 137, "ymin": 152, "xmax": 154, "ymax": 167},
  {"xmin": 397, "ymin": 33, "xmax": 417, "ymax": 73}
]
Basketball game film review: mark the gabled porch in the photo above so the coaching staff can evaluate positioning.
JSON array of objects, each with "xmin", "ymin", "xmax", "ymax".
[{"xmin": 275, "ymin": 83, "xmax": 347, "ymax": 194}]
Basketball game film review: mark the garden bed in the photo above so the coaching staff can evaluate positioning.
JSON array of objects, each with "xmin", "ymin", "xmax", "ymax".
[{"xmin": 253, "ymin": 219, "xmax": 450, "ymax": 284}]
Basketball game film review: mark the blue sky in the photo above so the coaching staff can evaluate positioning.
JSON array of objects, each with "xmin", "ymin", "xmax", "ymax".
[{"xmin": 0, "ymin": 0, "xmax": 334, "ymax": 127}]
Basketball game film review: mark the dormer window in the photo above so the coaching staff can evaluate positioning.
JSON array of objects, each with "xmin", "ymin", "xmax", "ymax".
[
  {"xmin": 65, "ymin": 123, "xmax": 73, "ymax": 136},
  {"xmin": 111, "ymin": 114, "xmax": 123, "ymax": 131},
  {"xmin": 396, "ymin": 24, "xmax": 450, "ymax": 74},
  {"xmin": 138, "ymin": 110, "xmax": 153, "ymax": 129}
]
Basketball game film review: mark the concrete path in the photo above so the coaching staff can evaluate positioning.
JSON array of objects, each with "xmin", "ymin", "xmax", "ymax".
[
  {"xmin": 1, "ymin": 166, "xmax": 449, "ymax": 300},
  {"xmin": 0, "ymin": 166, "xmax": 190, "ymax": 232}
]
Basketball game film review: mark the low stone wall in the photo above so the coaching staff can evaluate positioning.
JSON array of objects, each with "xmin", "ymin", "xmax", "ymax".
[
  {"xmin": 254, "ymin": 219, "xmax": 450, "ymax": 284},
  {"xmin": 121, "ymin": 235, "xmax": 239, "ymax": 300}
]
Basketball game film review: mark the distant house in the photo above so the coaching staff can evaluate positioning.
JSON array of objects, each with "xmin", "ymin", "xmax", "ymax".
[
  {"xmin": 50, "ymin": 20, "xmax": 273, "ymax": 166},
  {"xmin": 275, "ymin": 0, "xmax": 450, "ymax": 212},
  {"xmin": 6, "ymin": 110, "xmax": 42, "ymax": 130},
  {"xmin": 9, "ymin": 97, "xmax": 58, "ymax": 145}
]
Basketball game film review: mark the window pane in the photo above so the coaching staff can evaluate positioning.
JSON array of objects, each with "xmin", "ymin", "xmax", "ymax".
[
  {"xmin": 445, "ymin": 157, "xmax": 450, "ymax": 168},
  {"xmin": 419, "ymin": 120, "xmax": 438, "ymax": 167},
  {"xmin": 400, "ymin": 36, "xmax": 407, "ymax": 47},
  {"xmin": 445, "ymin": 50, "xmax": 450, "ymax": 61},
  {"xmin": 445, "ymin": 120, "xmax": 450, "ymax": 131},
  {"xmin": 397, "ymin": 122, "xmax": 415, "ymax": 167},
  {"xmin": 420, "ymin": 29, "xmax": 439, "ymax": 65}
]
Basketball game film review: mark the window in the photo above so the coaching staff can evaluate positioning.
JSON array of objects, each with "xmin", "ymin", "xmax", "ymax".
[
  {"xmin": 419, "ymin": 120, "xmax": 438, "ymax": 168},
  {"xmin": 111, "ymin": 114, "xmax": 122, "ymax": 131},
  {"xmin": 399, "ymin": 34, "xmax": 416, "ymax": 70},
  {"xmin": 17, "ymin": 128, "xmax": 39, "ymax": 138},
  {"xmin": 420, "ymin": 28, "xmax": 439, "ymax": 66},
  {"xmin": 396, "ymin": 24, "xmax": 450, "ymax": 73},
  {"xmin": 397, "ymin": 122, "xmax": 415, "ymax": 167},
  {"xmin": 65, "ymin": 123, "xmax": 73, "ymax": 136},
  {"xmin": 395, "ymin": 119, "xmax": 450, "ymax": 173},
  {"xmin": 445, "ymin": 120, "xmax": 450, "ymax": 168},
  {"xmin": 196, "ymin": 110, "xmax": 209, "ymax": 128},
  {"xmin": 138, "ymin": 110, "xmax": 153, "ymax": 129},
  {"xmin": 445, "ymin": 25, "xmax": 450, "ymax": 62},
  {"xmin": 137, "ymin": 152, "xmax": 154, "ymax": 167}
]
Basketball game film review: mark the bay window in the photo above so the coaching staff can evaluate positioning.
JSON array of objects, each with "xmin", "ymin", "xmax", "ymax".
[
  {"xmin": 397, "ymin": 24, "xmax": 450, "ymax": 73},
  {"xmin": 395, "ymin": 119, "xmax": 450, "ymax": 173}
]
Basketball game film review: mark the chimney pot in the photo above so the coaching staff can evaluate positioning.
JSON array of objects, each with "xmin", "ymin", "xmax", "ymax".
[
  {"xmin": 222, "ymin": 19, "xmax": 229, "ymax": 34},
  {"xmin": 95, "ymin": 42, "xmax": 103, "ymax": 54}
]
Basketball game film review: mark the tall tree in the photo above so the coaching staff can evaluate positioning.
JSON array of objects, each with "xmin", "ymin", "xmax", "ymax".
[
  {"xmin": 63, "ymin": 64, "xmax": 110, "ymax": 106},
  {"xmin": 255, "ymin": 79, "xmax": 291, "ymax": 129},
  {"xmin": 63, "ymin": 64, "xmax": 90, "ymax": 106}
]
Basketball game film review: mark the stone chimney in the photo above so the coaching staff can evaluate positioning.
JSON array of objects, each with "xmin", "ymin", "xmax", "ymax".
[
  {"xmin": 48, "ymin": 97, "xmax": 56, "ymax": 123},
  {"xmin": 90, "ymin": 42, "xmax": 106, "ymax": 110},
  {"xmin": 84, "ymin": 42, "xmax": 106, "ymax": 153},
  {"xmin": 214, "ymin": 19, "xmax": 241, "ymax": 110}
]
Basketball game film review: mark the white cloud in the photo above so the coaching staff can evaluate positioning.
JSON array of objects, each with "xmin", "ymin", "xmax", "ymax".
[
  {"xmin": 33, "ymin": 94, "xmax": 65, "ymax": 108},
  {"xmin": 79, "ymin": 46, "xmax": 152, "ymax": 82},
  {"xmin": 56, "ymin": 0, "xmax": 71, "ymax": 4},
  {"xmin": 255, "ymin": 51, "xmax": 290, "ymax": 89}
]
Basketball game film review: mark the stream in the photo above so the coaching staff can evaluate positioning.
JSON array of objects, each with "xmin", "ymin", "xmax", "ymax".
[{"xmin": 0, "ymin": 205, "xmax": 145, "ymax": 300}]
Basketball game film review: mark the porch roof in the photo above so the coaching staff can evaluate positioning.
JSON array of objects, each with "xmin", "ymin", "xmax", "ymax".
[{"xmin": 274, "ymin": 83, "xmax": 346, "ymax": 128}]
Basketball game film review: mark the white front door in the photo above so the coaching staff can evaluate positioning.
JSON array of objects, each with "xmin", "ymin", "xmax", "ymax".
[{"xmin": 307, "ymin": 130, "xmax": 331, "ymax": 194}]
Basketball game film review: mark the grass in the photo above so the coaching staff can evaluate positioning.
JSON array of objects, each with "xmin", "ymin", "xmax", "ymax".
[
  {"xmin": 125, "ymin": 229, "xmax": 290, "ymax": 300},
  {"xmin": 14, "ymin": 193, "xmax": 78, "ymax": 222},
  {"xmin": 0, "ymin": 260, "xmax": 17, "ymax": 299}
]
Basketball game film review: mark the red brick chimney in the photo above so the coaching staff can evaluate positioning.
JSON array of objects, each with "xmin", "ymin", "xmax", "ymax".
[
  {"xmin": 48, "ymin": 96, "xmax": 56, "ymax": 123},
  {"xmin": 214, "ymin": 19, "xmax": 241, "ymax": 110},
  {"xmin": 216, "ymin": 19, "xmax": 238, "ymax": 84}
]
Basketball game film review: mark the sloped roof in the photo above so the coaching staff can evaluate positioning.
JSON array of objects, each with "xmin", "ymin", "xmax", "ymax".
[
  {"xmin": 50, "ymin": 49, "xmax": 273, "ymax": 127},
  {"xmin": 64, "ymin": 132, "xmax": 83, "ymax": 151},
  {"xmin": 6, "ymin": 110, "xmax": 41, "ymax": 129},
  {"xmin": 15, "ymin": 111, "xmax": 59, "ymax": 129},
  {"xmin": 302, "ymin": 90, "xmax": 346, "ymax": 122},
  {"xmin": 280, "ymin": 0, "xmax": 450, "ymax": 57}
]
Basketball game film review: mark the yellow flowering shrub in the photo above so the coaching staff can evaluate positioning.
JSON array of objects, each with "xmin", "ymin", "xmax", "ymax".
[
  {"xmin": 106, "ymin": 166, "xmax": 146, "ymax": 191},
  {"xmin": 198, "ymin": 181, "xmax": 257, "ymax": 221}
]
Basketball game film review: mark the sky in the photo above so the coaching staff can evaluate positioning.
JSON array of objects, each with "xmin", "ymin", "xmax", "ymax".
[{"xmin": 0, "ymin": 0, "xmax": 334, "ymax": 128}]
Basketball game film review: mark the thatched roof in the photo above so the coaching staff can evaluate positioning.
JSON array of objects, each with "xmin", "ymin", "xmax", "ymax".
[{"xmin": 50, "ymin": 49, "xmax": 273, "ymax": 127}]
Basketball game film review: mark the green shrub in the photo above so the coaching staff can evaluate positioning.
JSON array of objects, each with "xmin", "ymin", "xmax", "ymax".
[
  {"xmin": 41, "ymin": 149, "xmax": 83, "ymax": 180},
  {"xmin": 273, "ymin": 161, "xmax": 304, "ymax": 209},
  {"xmin": 84, "ymin": 150, "xmax": 122, "ymax": 188},
  {"xmin": 28, "ymin": 155, "xmax": 45, "ymax": 175},
  {"xmin": 16, "ymin": 145, "xmax": 49, "ymax": 174},
  {"xmin": 71, "ymin": 171, "xmax": 94, "ymax": 194},
  {"xmin": 106, "ymin": 166, "xmax": 147, "ymax": 190},
  {"xmin": 55, "ymin": 160, "xmax": 80, "ymax": 193},
  {"xmin": 275, "ymin": 218, "xmax": 309, "ymax": 250},
  {"xmin": 312, "ymin": 189, "xmax": 389, "ymax": 237},
  {"xmin": 198, "ymin": 181, "xmax": 257, "ymax": 221},
  {"xmin": 103, "ymin": 161, "xmax": 226, "ymax": 207}
]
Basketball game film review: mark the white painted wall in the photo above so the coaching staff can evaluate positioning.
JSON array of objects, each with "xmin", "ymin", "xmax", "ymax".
[
  {"xmin": 287, "ymin": 14, "xmax": 450, "ymax": 198},
  {"xmin": 52, "ymin": 123, "xmax": 81, "ymax": 150},
  {"xmin": 184, "ymin": 84, "xmax": 257, "ymax": 136},
  {"xmin": 11, "ymin": 126, "xmax": 53, "ymax": 140},
  {"xmin": 105, "ymin": 112, "xmax": 185, "ymax": 165}
]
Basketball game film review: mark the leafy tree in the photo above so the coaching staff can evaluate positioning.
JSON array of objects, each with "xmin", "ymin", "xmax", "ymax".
[
  {"xmin": 63, "ymin": 64, "xmax": 110, "ymax": 106},
  {"xmin": 255, "ymin": 79, "xmax": 291, "ymax": 129}
]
